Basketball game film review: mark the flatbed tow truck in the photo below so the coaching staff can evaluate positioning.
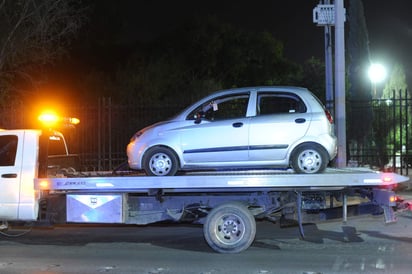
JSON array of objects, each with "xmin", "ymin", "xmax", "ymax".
[{"xmin": 0, "ymin": 129, "xmax": 410, "ymax": 253}]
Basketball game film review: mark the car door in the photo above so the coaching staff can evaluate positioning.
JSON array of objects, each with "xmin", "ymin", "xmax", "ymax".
[
  {"xmin": 180, "ymin": 92, "xmax": 251, "ymax": 165},
  {"xmin": 248, "ymin": 91, "xmax": 311, "ymax": 162},
  {"xmin": 0, "ymin": 133, "xmax": 22, "ymax": 219}
]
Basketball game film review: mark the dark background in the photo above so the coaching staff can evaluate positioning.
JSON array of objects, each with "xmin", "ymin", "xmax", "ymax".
[{"xmin": 41, "ymin": 0, "xmax": 412, "ymax": 104}]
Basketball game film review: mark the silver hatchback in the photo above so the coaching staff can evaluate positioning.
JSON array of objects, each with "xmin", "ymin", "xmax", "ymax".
[{"xmin": 127, "ymin": 86, "xmax": 337, "ymax": 176}]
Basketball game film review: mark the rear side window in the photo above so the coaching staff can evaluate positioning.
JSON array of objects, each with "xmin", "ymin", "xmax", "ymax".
[
  {"xmin": 257, "ymin": 92, "xmax": 306, "ymax": 115},
  {"xmin": 0, "ymin": 135, "xmax": 18, "ymax": 166},
  {"xmin": 48, "ymin": 134, "xmax": 68, "ymax": 155}
]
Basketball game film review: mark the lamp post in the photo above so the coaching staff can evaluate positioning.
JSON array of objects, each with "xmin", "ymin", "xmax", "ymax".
[{"xmin": 368, "ymin": 63, "xmax": 386, "ymax": 99}]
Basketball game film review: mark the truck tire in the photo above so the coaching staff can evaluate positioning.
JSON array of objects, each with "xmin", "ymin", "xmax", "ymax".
[
  {"xmin": 203, "ymin": 202, "xmax": 256, "ymax": 253},
  {"xmin": 290, "ymin": 143, "xmax": 328, "ymax": 174},
  {"xmin": 142, "ymin": 146, "xmax": 179, "ymax": 176}
]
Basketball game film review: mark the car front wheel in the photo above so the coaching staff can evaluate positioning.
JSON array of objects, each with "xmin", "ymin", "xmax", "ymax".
[
  {"xmin": 290, "ymin": 143, "xmax": 328, "ymax": 174},
  {"xmin": 142, "ymin": 146, "xmax": 179, "ymax": 176}
]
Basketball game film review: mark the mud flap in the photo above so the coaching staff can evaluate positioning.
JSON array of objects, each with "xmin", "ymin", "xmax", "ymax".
[
  {"xmin": 382, "ymin": 205, "xmax": 396, "ymax": 223},
  {"xmin": 373, "ymin": 189, "xmax": 397, "ymax": 223},
  {"xmin": 296, "ymin": 191, "xmax": 305, "ymax": 239}
]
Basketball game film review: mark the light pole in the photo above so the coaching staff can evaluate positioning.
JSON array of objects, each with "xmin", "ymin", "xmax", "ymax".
[{"xmin": 368, "ymin": 63, "xmax": 387, "ymax": 99}]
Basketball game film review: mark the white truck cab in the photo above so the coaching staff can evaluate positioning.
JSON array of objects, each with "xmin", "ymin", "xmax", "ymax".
[{"xmin": 0, "ymin": 129, "xmax": 70, "ymax": 221}]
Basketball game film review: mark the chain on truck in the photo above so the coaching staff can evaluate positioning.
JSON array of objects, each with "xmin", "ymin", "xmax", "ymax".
[{"xmin": 0, "ymin": 126, "xmax": 410, "ymax": 253}]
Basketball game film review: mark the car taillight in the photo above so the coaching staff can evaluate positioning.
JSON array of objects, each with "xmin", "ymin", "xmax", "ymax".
[{"xmin": 325, "ymin": 109, "xmax": 334, "ymax": 124}]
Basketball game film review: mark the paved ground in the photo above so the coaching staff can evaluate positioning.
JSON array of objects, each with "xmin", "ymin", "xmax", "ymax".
[
  {"xmin": 1, "ymin": 203, "xmax": 412, "ymax": 274},
  {"xmin": 0, "ymin": 182, "xmax": 411, "ymax": 274}
]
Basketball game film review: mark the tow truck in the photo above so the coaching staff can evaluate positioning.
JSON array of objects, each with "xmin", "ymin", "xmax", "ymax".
[{"xmin": 0, "ymin": 128, "xmax": 409, "ymax": 253}]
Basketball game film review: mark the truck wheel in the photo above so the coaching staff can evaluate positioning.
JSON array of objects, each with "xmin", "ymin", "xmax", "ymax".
[
  {"xmin": 290, "ymin": 143, "xmax": 328, "ymax": 174},
  {"xmin": 142, "ymin": 147, "xmax": 179, "ymax": 176},
  {"xmin": 203, "ymin": 202, "xmax": 256, "ymax": 253}
]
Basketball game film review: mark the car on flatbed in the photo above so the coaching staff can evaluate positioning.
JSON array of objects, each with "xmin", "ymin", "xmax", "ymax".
[{"xmin": 127, "ymin": 86, "xmax": 337, "ymax": 176}]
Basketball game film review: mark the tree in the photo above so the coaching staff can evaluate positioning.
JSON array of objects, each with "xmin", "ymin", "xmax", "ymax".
[
  {"xmin": 346, "ymin": 0, "xmax": 374, "ymax": 164},
  {"xmin": 295, "ymin": 57, "xmax": 326, "ymax": 102},
  {"xmin": 382, "ymin": 62, "xmax": 409, "ymax": 160},
  {"xmin": 107, "ymin": 16, "xmax": 297, "ymax": 108},
  {"xmin": 382, "ymin": 62, "xmax": 408, "ymax": 98},
  {"xmin": 0, "ymin": 0, "xmax": 86, "ymax": 101}
]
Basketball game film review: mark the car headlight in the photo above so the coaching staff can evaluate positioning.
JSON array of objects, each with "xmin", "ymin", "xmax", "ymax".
[{"xmin": 130, "ymin": 131, "xmax": 144, "ymax": 142}]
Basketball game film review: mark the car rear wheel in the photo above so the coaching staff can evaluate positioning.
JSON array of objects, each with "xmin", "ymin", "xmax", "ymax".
[
  {"xmin": 290, "ymin": 143, "xmax": 328, "ymax": 174},
  {"xmin": 142, "ymin": 147, "xmax": 179, "ymax": 176}
]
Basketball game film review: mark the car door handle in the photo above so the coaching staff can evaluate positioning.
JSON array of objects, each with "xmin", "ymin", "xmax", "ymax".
[
  {"xmin": 1, "ymin": 173, "xmax": 17, "ymax": 178},
  {"xmin": 295, "ymin": 118, "xmax": 306, "ymax": 124},
  {"xmin": 232, "ymin": 122, "xmax": 243, "ymax": 128}
]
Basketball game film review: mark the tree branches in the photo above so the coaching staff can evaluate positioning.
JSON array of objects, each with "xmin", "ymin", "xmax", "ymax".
[{"xmin": 0, "ymin": 0, "xmax": 87, "ymax": 98}]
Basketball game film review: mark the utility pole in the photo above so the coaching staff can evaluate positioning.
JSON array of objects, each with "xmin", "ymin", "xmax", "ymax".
[
  {"xmin": 334, "ymin": 0, "xmax": 346, "ymax": 168},
  {"xmin": 324, "ymin": 0, "xmax": 334, "ymax": 113},
  {"xmin": 313, "ymin": 0, "xmax": 346, "ymax": 168}
]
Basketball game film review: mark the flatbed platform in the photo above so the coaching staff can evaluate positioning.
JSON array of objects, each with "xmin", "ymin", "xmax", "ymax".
[{"xmin": 35, "ymin": 167, "xmax": 410, "ymax": 193}]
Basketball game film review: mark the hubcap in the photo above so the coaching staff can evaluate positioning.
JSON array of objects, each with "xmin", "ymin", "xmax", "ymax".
[
  {"xmin": 298, "ymin": 149, "xmax": 322, "ymax": 173},
  {"xmin": 149, "ymin": 152, "xmax": 172, "ymax": 175},
  {"xmin": 215, "ymin": 215, "xmax": 245, "ymax": 245}
]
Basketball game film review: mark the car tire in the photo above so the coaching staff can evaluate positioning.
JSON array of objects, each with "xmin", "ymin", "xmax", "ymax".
[
  {"xmin": 203, "ymin": 202, "xmax": 256, "ymax": 254},
  {"xmin": 142, "ymin": 146, "xmax": 179, "ymax": 176},
  {"xmin": 290, "ymin": 143, "xmax": 328, "ymax": 174}
]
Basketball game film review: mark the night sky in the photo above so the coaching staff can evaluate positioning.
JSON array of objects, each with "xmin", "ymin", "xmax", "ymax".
[
  {"xmin": 87, "ymin": 0, "xmax": 325, "ymax": 62},
  {"xmin": 52, "ymin": 0, "xmax": 412, "ymax": 100},
  {"xmin": 91, "ymin": 0, "xmax": 411, "ymax": 75}
]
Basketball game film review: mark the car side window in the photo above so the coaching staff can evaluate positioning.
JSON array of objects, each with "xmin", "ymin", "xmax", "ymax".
[
  {"xmin": 257, "ymin": 92, "xmax": 306, "ymax": 115},
  {"xmin": 188, "ymin": 93, "xmax": 250, "ymax": 121},
  {"xmin": 0, "ymin": 135, "xmax": 18, "ymax": 166}
]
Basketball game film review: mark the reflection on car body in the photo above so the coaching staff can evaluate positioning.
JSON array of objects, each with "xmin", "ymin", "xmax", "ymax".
[{"xmin": 127, "ymin": 86, "xmax": 337, "ymax": 176}]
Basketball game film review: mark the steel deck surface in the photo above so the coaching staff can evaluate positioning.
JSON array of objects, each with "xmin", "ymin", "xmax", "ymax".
[{"xmin": 34, "ymin": 168, "xmax": 410, "ymax": 193}]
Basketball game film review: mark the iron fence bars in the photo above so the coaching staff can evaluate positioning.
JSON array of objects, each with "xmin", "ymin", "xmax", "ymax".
[
  {"xmin": 67, "ymin": 98, "xmax": 181, "ymax": 171},
  {"xmin": 0, "ymin": 92, "xmax": 410, "ymax": 174},
  {"xmin": 347, "ymin": 89, "xmax": 410, "ymax": 175}
]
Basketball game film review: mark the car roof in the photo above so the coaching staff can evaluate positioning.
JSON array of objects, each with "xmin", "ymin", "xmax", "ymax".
[
  {"xmin": 193, "ymin": 86, "xmax": 314, "ymax": 105},
  {"xmin": 174, "ymin": 86, "xmax": 317, "ymax": 119},
  {"xmin": 211, "ymin": 86, "xmax": 310, "ymax": 95},
  {"xmin": 192, "ymin": 86, "xmax": 313, "ymax": 103}
]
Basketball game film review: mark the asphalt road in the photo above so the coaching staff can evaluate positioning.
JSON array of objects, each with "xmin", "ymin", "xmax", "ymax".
[{"xmin": 1, "ymin": 206, "xmax": 412, "ymax": 274}]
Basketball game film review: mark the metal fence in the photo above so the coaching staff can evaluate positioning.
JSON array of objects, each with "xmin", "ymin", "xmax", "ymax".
[
  {"xmin": 66, "ymin": 98, "xmax": 182, "ymax": 171},
  {"xmin": 0, "ymin": 98, "xmax": 181, "ymax": 171},
  {"xmin": 0, "ymin": 92, "xmax": 410, "ymax": 174},
  {"xmin": 347, "ymin": 90, "xmax": 411, "ymax": 175}
]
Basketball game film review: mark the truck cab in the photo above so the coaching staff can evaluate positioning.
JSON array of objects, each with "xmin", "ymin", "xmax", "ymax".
[{"xmin": 0, "ymin": 129, "xmax": 72, "ymax": 221}]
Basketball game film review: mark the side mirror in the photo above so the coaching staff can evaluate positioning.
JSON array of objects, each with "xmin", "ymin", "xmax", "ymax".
[
  {"xmin": 194, "ymin": 113, "xmax": 202, "ymax": 124},
  {"xmin": 194, "ymin": 111, "xmax": 204, "ymax": 124}
]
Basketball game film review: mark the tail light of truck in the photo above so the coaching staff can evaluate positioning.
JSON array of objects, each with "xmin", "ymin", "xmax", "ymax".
[
  {"xmin": 364, "ymin": 174, "xmax": 394, "ymax": 185},
  {"xmin": 38, "ymin": 180, "xmax": 50, "ymax": 190},
  {"xmin": 382, "ymin": 175, "xmax": 393, "ymax": 183},
  {"xmin": 389, "ymin": 195, "xmax": 398, "ymax": 203}
]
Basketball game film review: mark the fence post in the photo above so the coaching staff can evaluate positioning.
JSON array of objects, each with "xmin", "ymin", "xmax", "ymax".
[
  {"xmin": 392, "ymin": 89, "xmax": 396, "ymax": 172},
  {"xmin": 108, "ymin": 97, "xmax": 112, "ymax": 170},
  {"xmin": 405, "ymin": 89, "xmax": 409, "ymax": 175}
]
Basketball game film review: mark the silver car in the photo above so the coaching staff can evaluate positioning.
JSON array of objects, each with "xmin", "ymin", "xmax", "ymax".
[{"xmin": 127, "ymin": 86, "xmax": 337, "ymax": 176}]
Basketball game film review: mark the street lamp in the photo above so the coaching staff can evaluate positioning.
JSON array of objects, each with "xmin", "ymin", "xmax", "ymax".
[{"xmin": 368, "ymin": 63, "xmax": 387, "ymax": 98}]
